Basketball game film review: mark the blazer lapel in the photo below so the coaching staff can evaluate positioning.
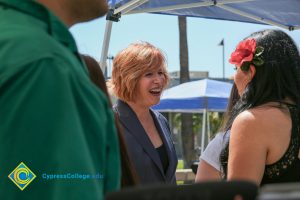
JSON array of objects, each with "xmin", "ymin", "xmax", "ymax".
[
  {"xmin": 115, "ymin": 100, "xmax": 165, "ymax": 178},
  {"xmin": 151, "ymin": 109, "xmax": 177, "ymax": 180}
]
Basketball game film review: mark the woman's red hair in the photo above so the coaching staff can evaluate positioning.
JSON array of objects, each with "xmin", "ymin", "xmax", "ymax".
[{"xmin": 112, "ymin": 42, "xmax": 169, "ymax": 102}]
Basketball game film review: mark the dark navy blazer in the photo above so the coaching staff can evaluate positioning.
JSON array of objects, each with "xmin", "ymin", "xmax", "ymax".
[{"xmin": 114, "ymin": 100, "xmax": 178, "ymax": 185}]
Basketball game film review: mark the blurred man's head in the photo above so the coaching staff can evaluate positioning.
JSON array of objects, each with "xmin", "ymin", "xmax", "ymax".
[{"xmin": 38, "ymin": 0, "xmax": 108, "ymax": 26}]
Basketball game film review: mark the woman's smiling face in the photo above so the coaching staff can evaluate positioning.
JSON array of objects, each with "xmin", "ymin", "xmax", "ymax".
[{"xmin": 135, "ymin": 67, "xmax": 166, "ymax": 108}]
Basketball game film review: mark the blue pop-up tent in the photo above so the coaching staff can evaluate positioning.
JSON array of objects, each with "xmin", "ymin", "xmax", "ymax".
[
  {"xmin": 107, "ymin": 0, "xmax": 300, "ymax": 29},
  {"xmin": 152, "ymin": 78, "xmax": 233, "ymax": 154},
  {"xmin": 100, "ymin": 0, "xmax": 300, "ymax": 69},
  {"xmin": 152, "ymin": 78, "xmax": 233, "ymax": 113}
]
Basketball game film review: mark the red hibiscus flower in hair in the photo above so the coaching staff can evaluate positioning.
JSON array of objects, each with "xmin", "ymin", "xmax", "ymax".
[{"xmin": 229, "ymin": 38, "xmax": 256, "ymax": 70}]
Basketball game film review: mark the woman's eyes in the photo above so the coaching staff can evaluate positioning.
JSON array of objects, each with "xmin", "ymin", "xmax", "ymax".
[
  {"xmin": 233, "ymin": 67, "xmax": 237, "ymax": 71},
  {"xmin": 145, "ymin": 71, "xmax": 164, "ymax": 76}
]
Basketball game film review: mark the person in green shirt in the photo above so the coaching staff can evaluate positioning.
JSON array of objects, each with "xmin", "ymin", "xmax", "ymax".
[{"xmin": 0, "ymin": 0, "xmax": 120, "ymax": 199}]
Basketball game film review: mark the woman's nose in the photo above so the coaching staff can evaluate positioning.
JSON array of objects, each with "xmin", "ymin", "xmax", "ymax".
[{"xmin": 153, "ymin": 74, "xmax": 162, "ymax": 83}]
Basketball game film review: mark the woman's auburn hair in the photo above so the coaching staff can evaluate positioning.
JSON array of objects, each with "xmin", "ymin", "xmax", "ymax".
[{"xmin": 111, "ymin": 42, "xmax": 170, "ymax": 102}]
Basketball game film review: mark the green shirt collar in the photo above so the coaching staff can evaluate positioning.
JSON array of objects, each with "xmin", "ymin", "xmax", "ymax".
[{"xmin": 0, "ymin": 0, "xmax": 78, "ymax": 53}]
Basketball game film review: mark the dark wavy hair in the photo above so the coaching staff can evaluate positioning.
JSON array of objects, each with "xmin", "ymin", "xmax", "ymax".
[
  {"xmin": 219, "ymin": 83, "xmax": 239, "ymax": 132},
  {"xmin": 220, "ymin": 29, "xmax": 300, "ymax": 178},
  {"xmin": 225, "ymin": 29, "xmax": 300, "ymax": 131}
]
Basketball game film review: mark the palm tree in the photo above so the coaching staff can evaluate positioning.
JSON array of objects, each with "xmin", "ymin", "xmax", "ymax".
[{"xmin": 178, "ymin": 16, "xmax": 195, "ymax": 168}]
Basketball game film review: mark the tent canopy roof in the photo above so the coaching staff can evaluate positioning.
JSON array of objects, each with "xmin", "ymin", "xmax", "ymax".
[
  {"xmin": 101, "ymin": 0, "xmax": 300, "ymax": 71},
  {"xmin": 108, "ymin": 0, "xmax": 300, "ymax": 30}
]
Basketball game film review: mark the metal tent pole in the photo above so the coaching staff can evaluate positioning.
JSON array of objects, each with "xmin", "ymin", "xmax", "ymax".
[
  {"xmin": 207, "ymin": 111, "xmax": 211, "ymax": 143},
  {"xmin": 100, "ymin": 20, "xmax": 114, "ymax": 73},
  {"xmin": 128, "ymin": 0, "xmax": 255, "ymax": 14},
  {"xmin": 201, "ymin": 109, "xmax": 206, "ymax": 155},
  {"xmin": 218, "ymin": 4, "xmax": 291, "ymax": 30},
  {"xmin": 99, "ymin": 0, "xmax": 149, "ymax": 74}
]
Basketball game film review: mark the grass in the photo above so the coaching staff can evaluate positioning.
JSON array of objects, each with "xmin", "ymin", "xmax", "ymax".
[
  {"xmin": 176, "ymin": 159, "xmax": 184, "ymax": 185},
  {"xmin": 177, "ymin": 159, "xmax": 184, "ymax": 169}
]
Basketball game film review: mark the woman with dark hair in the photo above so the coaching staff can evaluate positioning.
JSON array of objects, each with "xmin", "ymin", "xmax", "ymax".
[
  {"xmin": 220, "ymin": 29, "xmax": 300, "ymax": 185},
  {"xmin": 111, "ymin": 42, "xmax": 178, "ymax": 185},
  {"xmin": 195, "ymin": 84, "xmax": 239, "ymax": 181},
  {"xmin": 82, "ymin": 55, "xmax": 139, "ymax": 188}
]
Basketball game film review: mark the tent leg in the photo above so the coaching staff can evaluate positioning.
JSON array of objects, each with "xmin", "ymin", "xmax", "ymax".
[
  {"xmin": 100, "ymin": 20, "xmax": 113, "ymax": 74},
  {"xmin": 168, "ymin": 112, "xmax": 173, "ymax": 133},
  {"xmin": 201, "ymin": 110, "xmax": 206, "ymax": 155},
  {"xmin": 207, "ymin": 112, "xmax": 211, "ymax": 142},
  {"xmin": 99, "ymin": 0, "xmax": 149, "ymax": 75}
]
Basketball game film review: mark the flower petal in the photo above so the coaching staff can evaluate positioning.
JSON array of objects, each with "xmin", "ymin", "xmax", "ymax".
[{"xmin": 229, "ymin": 38, "xmax": 257, "ymax": 69}]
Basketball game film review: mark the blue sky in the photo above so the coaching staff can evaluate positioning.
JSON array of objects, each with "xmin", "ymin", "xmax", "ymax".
[{"xmin": 70, "ymin": 13, "xmax": 300, "ymax": 79}]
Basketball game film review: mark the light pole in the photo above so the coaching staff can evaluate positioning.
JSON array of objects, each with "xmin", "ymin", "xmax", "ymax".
[{"xmin": 218, "ymin": 39, "xmax": 225, "ymax": 79}]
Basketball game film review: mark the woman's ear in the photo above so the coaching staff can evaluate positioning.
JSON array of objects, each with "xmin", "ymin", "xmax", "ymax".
[{"xmin": 249, "ymin": 65, "xmax": 256, "ymax": 80}]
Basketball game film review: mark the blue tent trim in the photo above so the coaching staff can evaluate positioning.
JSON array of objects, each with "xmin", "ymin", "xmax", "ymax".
[{"xmin": 152, "ymin": 97, "xmax": 229, "ymax": 111}]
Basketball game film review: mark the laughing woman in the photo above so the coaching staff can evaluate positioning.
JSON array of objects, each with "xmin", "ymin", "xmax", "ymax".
[{"xmin": 111, "ymin": 42, "xmax": 178, "ymax": 185}]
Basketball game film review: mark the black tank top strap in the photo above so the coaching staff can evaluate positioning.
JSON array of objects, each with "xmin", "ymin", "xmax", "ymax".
[
  {"xmin": 220, "ymin": 101, "xmax": 300, "ymax": 184},
  {"xmin": 261, "ymin": 101, "xmax": 300, "ymax": 185}
]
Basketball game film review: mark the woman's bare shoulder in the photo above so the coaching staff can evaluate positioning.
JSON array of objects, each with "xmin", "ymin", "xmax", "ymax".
[
  {"xmin": 237, "ymin": 103, "xmax": 287, "ymax": 122},
  {"xmin": 233, "ymin": 103, "xmax": 290, "ymax": 141}
]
